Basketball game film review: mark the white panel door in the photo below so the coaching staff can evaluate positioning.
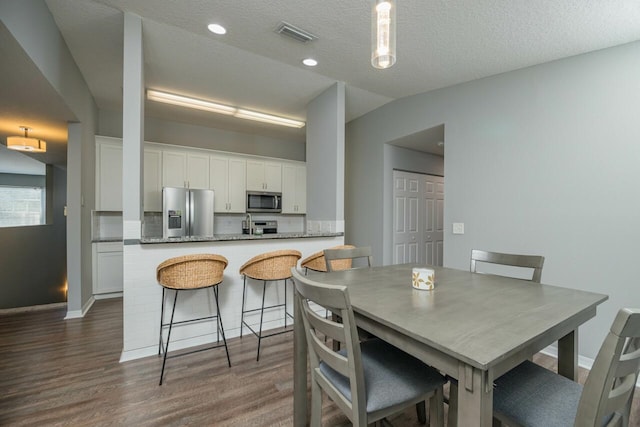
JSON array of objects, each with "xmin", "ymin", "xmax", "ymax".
[
  {"xmin": 162, "ymin": 151, "xmax": 187, "ymax": 188},
  {"xmin": 227, "ymin": 158, "xmax": 246, "ymax": 212},
  {"xmin": 187, "ymin": 153, "xmax": 210, "ymax": 189},
  {"xmin": 393, "ymin": 170, "xmax": 444, "ymax": 266},
  {"xmin": 393, "ymin": 171, "xmax": 420, "ymax": 264},
  {"xmin": 210, "ymin": 155, "xmax": 230, "ymax": 212}
]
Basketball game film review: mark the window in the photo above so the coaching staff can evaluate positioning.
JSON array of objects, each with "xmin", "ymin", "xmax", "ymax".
[{"xmin": 0, "ymin": 186, "xmax": 45, "ymax": 227}]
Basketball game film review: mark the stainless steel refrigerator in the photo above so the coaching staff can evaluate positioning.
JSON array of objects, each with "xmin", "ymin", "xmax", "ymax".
[{"xmin": 162, "ymin": 187, "xmax": 214, "ymax": 238}]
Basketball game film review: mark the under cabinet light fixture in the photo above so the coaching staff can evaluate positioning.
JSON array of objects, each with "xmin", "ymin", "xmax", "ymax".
[
  {"xmin": 6, "ymin": 126, "xmax": 47, "ymax": 153},
  {"xmin": 146, "ymin": 89, "xmax": 305, "ymax": 128}
]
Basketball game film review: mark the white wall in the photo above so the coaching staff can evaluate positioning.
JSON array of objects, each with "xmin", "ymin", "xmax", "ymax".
[{"xmin": 346, "ymin": 40, "xmax": 640, "ymax": 359}]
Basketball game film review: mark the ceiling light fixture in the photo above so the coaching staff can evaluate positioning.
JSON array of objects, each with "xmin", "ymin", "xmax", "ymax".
[
  {"xmin": 371, "ymin": 0, "xmax": 396, "ymax": 69},
  {"xmin": 302, "ymin": 58, "xmax": 318, "ymax": 67},
  {"xmin": 6, "ymin": 126, "xmax": 47, "ymax": 153},
  {"xmin": 207, "ymin": 23, "xmax": 227, "ymax": 35},
  {"xmin": 146, "ymin": 89, "xmax": 305, "ymax": 128}
]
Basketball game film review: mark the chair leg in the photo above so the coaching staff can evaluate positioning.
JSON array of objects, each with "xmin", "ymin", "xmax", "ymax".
[
  {"xmin": 416, "ymin": 401, "xmax": 426, "ymax": 424},
  {"xmin": 256, "ymin": 280, "xmax": 267, "ymax": 361},
  {"xmin": 213, "ymin": 285, "xmax": 231, "ymax": 367},
  {"xmin": 159, "ymin": 290, "xmax": 179, "ymax": 386},
  {"xmin": 240, "ymin": 275, "xmax": 247, "ymax": 338},
  {"xmin": 447, "ymin": 381, "xmax": 458, "ymax": 427},
  {"xmin": 310, "ymin": 377, "xmax": 322, "ymax": 427},
  {"xmin": 158, "ymin": 287, "xmax": 165, "ymax": 356},
  {"xmin": 429, "ymin": 386, "xmax": 444, "ymax": 427}
]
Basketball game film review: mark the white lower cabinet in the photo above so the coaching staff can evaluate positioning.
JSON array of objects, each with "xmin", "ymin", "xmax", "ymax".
[{"xmin": 93, "ymin": 242, "xmax": 123, "ymax": 296}]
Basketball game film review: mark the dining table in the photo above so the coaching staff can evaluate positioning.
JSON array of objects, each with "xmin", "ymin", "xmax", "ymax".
[{"xmin": 292, "ymin": 263, "xmax": 608, "ymax": 426}]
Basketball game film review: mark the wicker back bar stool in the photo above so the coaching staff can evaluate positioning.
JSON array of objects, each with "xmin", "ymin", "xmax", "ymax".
[
  {"xmin": 239, "ymin": 249, "xmax": 302, "ymax": 361},
  {"xmin": 156, "ymin": 253, "xmax": 231, "ymax": 385},
  {"xmin": 300, "ymin": 245, "xmax": 356, "ymax": 274}
]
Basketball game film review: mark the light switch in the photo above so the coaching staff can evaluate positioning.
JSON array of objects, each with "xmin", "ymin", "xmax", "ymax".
[{"xmin": 452, "ymin": 223, "xmax": 465, "ymax": 234}]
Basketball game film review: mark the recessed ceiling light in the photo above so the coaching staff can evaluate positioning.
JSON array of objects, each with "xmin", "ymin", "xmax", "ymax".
[
  {"xmin": 207, "ymin": 23, "xmax": 226, "ymax": 35},
  {"xmin": 302, "ymin": 58, "xmax": 318, "ymax": 67}
]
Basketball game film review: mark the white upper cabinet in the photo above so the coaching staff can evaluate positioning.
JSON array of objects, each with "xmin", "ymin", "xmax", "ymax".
[
  {"xmin": 246, "ymin": 160, "xmax": 282, "ymax": 192},
  {"xmin": 282, "ymin": 163, "xmax": 306, "ymax": 214},
  {"xmin": 96, "ymin": 137, "xmax": 123, "ymax": 211},
  {"xmin": 161, "ymin": 150, "xmax": 209, "ymax": 189},
  {"xmin": 143, "ymin": 148, "xmax": 162, "ymax": 212},
  {"xmin": 162, "ymin": 150, "xmax": 187, "ymax": 188},
  {"xmin": 210, "ymin": 155, "xmax": 246, "ymax": 213}
]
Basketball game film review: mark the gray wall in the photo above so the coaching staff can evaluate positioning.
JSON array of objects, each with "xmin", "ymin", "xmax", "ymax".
[
  {"xmin": 1, "ymin": 0, "xmax": 99, "ymax": 314},
  {"xmin": 0, "ymin": 173, "xmax": 46, "ymax": 187},
  {"xmin": 346, "ymin": 40, "xmax": 640, "ymax": 360},
  {"xmin": 99, "ymin": 109, "xmax": 306, "ymax": 161},
  {"xmin": 0, "ymin": 166, "xmax": 67, "ymax": 309}
]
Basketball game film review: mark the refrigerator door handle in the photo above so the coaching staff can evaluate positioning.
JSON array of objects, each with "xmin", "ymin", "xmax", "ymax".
[{"xmin": 187, "ymin": 191, "xmax": 194, "ymax": 236}]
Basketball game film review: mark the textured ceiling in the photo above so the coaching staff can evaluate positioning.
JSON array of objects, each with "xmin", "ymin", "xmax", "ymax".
[{"xmin": 4, "ymin": 0, "xmax": 640, "ymax": 168}]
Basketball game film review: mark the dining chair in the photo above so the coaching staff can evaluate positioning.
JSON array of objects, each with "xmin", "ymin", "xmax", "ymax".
[
  {"xmin": 448, "ymin": 249, "xmax": 546, "ymax": 425},
  {"xmin": 300, "ymin": 245, "xmax": 356, "ymax": 274},
  {"xmin": 156, "ymin": 253, "xmax": 231, "ymax": 385},
  {"xmin": 323, "ymin": 246, "xmax": 373, "ymax": 272},
  {"xmin": 470, "ymin": 249, "xmax": 545, "ymax": 283},
  {"xmin": 492, "ymin": 307, "xmax": 640, "ymax": 427},
  {"xmin": 291, "ymin": 267, "xmax": 446, "ymax": 427}
]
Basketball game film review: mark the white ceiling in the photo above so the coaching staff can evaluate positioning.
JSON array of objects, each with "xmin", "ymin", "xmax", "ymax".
[{"xmin": 3, "ymin": 0, "xmax": 640, "ymax": 169}]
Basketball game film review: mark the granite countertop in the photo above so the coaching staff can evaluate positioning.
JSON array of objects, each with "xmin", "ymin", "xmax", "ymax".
[{"xmin": 138, "ymin": 231, "xmax": 343, "ymax": 244}]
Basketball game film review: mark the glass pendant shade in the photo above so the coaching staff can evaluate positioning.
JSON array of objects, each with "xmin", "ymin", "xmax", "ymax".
[{"xmin": 371, "ymin": 0, "xmax": 396, "ymax": 69}]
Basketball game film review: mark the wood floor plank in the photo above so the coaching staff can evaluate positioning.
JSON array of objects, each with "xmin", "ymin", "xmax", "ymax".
[{"xmin": 0, "ymin": 298, "xmax": 638, "ymax": 426}]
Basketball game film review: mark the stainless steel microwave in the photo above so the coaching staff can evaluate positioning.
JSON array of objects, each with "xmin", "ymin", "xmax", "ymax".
[{"xmin": 246, "ymin": 191, "xmax": 282, "ymax": 213}]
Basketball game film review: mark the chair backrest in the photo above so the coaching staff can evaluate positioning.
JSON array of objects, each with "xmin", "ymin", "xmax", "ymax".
[
  {"xmin": 470, "ymin": 249, "xmax": 545, "ymax": 283},
  {"xmin": 575, "ymin": 308, "xmax": 640, "ymax": 427},
  {"xmin": 157, "ymin": 254, "xmax": 228, "ymax": 290},
  {"xmin": 239, "ymin": 249, "xmax": 302, "ymax": 280},
  {"xmin": 324, "ymin": 246, "xmax": 373, "ymax": 272},
  {"xmin": 291, "ymin": 267, "xmax": 367, "ymax": 425},
  {"xmin": 300, "ymin": 245, "xmax": 356, "ymax": 273}
]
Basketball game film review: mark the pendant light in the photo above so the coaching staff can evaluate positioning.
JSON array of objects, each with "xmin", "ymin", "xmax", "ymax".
[
  {"xmin": 371, "ymin": 0, "xmax": 396, "ymax": 69},
  {"xmin": 6, "ymin": 126, "xmax": 47, "ymax": 153}
]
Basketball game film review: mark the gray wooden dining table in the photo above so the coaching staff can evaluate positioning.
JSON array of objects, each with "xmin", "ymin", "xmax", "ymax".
[{"xmin": 292, "ymin": 263, "xmax": 608, "ymax": 426}]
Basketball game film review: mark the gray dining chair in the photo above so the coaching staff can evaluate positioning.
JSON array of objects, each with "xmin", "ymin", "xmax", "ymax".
[
  {"xmin": 291, "ymin": 267, "xmax": 446, "ymax": 427},
  {"xmin": 448, "ymin": 249, "xmax": 546, "ymax": 426},
  {"xmin": 470, "ymin": 249, "xmax": 545, "ymax": 283},
  {"xmin": 324, "ymin": 246, "xmax": 373, "ymax": 272},
  {"xmin": 493, "ymin": 307, "xmax": 640, "ymax": 427}
]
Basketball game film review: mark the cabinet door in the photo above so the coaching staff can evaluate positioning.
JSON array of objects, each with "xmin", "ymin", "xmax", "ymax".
[
  {"xmin": 227, "ymin": 158, "xmax": 247, "ymax": 212},
  {"xmin": 187, "ymin": 153, "xmax": 210, "ymax": 189},
  {"xmin": 96, "ymin": 139, "xmax": 123, "ymax": 211},
  {"xmin": 94, "ymin": 243, "xmax": 123, "ymax": 294},
  {"xmin": 246, "ymin": 160, "xmax": 265, "ymax": 191},
  {"xmin": 281, "ymin": 164, "xmax": 297, "ymax": 214},
  {"xmin": 295, "ymin": 165, "xmax": 307, "ymax": 213},
  {"xmin": 210, "ymin": 155, "xmax": 229, "ymax": 212},
  {"xmin": 162, "ymin": 151, "xmax": 187, "ymax": 187},
  {"xmin": 264, "ymin": 162, "xmax": 282, "ymax": 192},
  {"xmin": 143, "ymin": 148, "xmax": 162, "ymax": 211}
]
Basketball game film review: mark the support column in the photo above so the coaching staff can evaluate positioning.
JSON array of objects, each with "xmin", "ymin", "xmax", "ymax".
[{"xmin": 305, "ymin": 82, "xmax": 345, "ymax": 233}]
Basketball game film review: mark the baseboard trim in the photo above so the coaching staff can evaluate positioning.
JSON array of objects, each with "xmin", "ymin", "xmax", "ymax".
[
  {"xmin": 64, "ymin": 296, "xmax": 95, "ymax": 320},
  {"xmin": 94, "ymin": 292, "xmax": 123, "ymax": 300},
  {"xmin": 0, "ymin": 302, "xmax": 67, "ymax": 315}
]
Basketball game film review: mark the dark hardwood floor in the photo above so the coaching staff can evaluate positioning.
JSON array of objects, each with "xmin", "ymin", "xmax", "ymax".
[{"xmin": 1, "ymin": 298, "xmax": 638, "ymax": 426}]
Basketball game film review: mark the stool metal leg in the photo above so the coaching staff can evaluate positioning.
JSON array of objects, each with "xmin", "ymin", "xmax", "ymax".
[
  {"xmin": 213, "ymin": 285, "xmax": 232, "ymax": 367},
  {"xmin": 159, "ymin": 289, "xmax": 179, "ymax": 386},
  {"xmin": 256, "ymin": 280, "xmax": 268, "ymax": 361},
  {"xmin": 284, "ymin": 278, "xmax": 288, "ymax": 328},
  {"xmin": 158, "ymin": 287, "xmax": 165, "ymax": 356},
  {"xmin": 240, "ymin": 275, "xmax": 247, "ymax": 338}
]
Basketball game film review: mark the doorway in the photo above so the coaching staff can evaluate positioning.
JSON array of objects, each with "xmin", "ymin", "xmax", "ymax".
[{"xmin": 392, "ymin": 170, "xmax": 444, "ymax": 266}]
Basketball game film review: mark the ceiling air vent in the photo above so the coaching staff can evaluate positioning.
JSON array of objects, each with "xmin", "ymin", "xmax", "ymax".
[{"xmin": 275, "ymin": 22, "xmax": 317, "ymax": 43}]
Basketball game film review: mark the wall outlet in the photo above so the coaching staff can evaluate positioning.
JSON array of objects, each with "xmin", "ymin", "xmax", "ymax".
[{"xmin": 452, "ymin": 223, "xmax": 465, "ymax": 234}]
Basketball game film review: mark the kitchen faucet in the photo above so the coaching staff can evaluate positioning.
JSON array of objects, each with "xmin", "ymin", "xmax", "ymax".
[{"xmin": 245, "ymin": 213, "xmax": 252, "ymax": 235}]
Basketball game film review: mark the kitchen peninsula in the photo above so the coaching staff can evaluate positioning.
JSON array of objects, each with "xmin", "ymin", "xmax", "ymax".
[{"xmin": 120, "ymin": 231, "xmax": 344, "ymax": 362}]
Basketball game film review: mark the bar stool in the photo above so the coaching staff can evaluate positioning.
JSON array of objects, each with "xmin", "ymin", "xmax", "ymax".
[
  {"xmin": 299, "ymin": 244, "xmax": 355, "ymax": 274},
  {"xmin": 239, "ymin": 249, "xmax": 302, "ymax": 361},
  {"xmin": 157, "ymin": 253, "xmax": 231, "ymax": 385}
]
